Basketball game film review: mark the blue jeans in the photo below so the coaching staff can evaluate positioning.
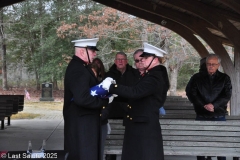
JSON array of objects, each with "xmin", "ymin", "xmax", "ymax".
[
  {"xmin": 196, "ymin": 115, "xmax": 226, "ymax": 160},
  {"xmin": 159, "ymin": 106, "xmax": 166, "ymax": 115}
]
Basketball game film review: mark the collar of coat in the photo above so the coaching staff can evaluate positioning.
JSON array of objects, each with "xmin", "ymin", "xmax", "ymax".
[
  {"xmin": 72, "ymin": 55, "xmax": 88, "ymax": 66},
  {"xmin": 109, "ymin": 63, "xmax": 133, "ymax": 73},
  {"xmin": 143, "ymin": 65, "xmax": 166, "ymax": 76},
  {"xmin": 201, "ymin": 69, "xmax": 220, "ymax": 77}
]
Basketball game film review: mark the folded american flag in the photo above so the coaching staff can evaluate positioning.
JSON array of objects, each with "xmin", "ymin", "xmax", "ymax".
[
  {"xmin": 71, "ymin": 82, "xmax": 111, "ymax": 102},
  {"xmin": 90, "ymin": 82, "xmax": 111, "ymax": 98}
]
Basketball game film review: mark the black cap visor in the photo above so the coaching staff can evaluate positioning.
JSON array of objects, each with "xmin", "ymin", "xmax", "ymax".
[
  {"xmin": 140, "ymin": 52, "xmax": 156, "ymax": 57},
  {"xmin": 87, "ymin": 46, "xmax": 99, "ymax": 51},
  {"xmin": 75, "ymin": 46, "xmax": 99, "ymax": 51}
]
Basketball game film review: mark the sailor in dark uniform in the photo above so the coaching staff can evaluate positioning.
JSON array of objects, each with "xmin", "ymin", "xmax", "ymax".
[
  {"xmin": 103, "ymin": 42, "xmax": 168, "ymax": 160},
  {"xmin": 63, "ymin": 38, "xmax": 109, "ymax": 160}
]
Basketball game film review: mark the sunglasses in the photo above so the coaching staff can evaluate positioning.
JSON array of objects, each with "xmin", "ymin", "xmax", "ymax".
[{"xmin": 134, "ymin": 58, "xmax": 143, "ymax": 63}]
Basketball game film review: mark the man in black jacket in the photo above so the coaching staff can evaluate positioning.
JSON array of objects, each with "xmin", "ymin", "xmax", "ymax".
[
  {"xmin": 103, "ymin": 51, "xmax": 139, "ymax": 160},
  {"xmin": 102, "ymin": 42, "xmax": 168, "ymax": 160},
  {"xmin": 104, "ymin": 52, "xmax": 139, "ymax": 120},
  {"xmin": 189, "ymin": 54, "xmax": 232, "ymax": 160},
  {"xmin": 63, "ymin": 38, "xmax": 109, "ymax": 160}
]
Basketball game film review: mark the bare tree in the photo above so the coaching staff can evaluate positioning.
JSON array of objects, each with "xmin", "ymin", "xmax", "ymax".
[
  {"xmin": 0, "ymin": 7, "xmax": 8, "ymax": 90},
  {"xmin": 57, "ymin": 7, "xmax": 199, "ymax": 95}
]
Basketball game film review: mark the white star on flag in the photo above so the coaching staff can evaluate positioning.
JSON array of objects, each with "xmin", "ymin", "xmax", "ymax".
[{"xmin": 90, "ymin": 90, "xmax": 98, "ymax": 96}]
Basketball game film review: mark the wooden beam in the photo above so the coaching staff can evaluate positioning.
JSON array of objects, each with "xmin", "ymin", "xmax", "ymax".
[
  {"xmin": 0, "ymin": 0, "xmax": 25, "ymax": 8},
  {"xmin": 157, "ymin": 0, "xmax": 240, "ymax": 55},
  {"xmin": 217, "ymin": 0, "xmax": 240, "ymax": 15},
  {"xmin": 216, "ymin": 36, "xmax": 234, "ymax": 47},
  {"xmin": 93, "ymin": 0, "xmax": 209, "ymax": 57}
]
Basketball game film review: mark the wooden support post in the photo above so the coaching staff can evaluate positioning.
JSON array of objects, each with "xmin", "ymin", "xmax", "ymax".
[
  {"xmin": 1, "ymin": 120, "xmax": 4, "ymax": 130},
  {"xmin": 7, "ymin": 116, "xmax": 10, "ymax": 126}
]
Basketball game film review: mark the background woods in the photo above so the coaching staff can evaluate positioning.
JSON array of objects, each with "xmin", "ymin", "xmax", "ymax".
[{"xmin": 0, "ymin": 0, "xmax": 234, "ymax": 96}]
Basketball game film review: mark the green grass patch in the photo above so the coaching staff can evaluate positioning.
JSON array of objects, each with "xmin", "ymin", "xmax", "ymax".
[
  {"xmin": 24, "ymin": 101, "xmax": 63, "ymax": 110},
  {"xmin": 11, "ymin": 113, "xmax": 41, "ymax": 119}
]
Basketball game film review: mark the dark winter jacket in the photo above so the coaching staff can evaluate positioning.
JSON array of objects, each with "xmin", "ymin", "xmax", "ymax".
[
  {"xmin": 159, "ymin": 65, "xmax": 170, "ymax": 107},
  {"xmin": 101, "ymin": 64, "xmax": 139, "ymax": 124},
  {"xmin": 190, "ymin": 70, "xmax": 232, "ymax": 117},
  {"xmin": 186, "ymin": 62, "xmax": 207, "ymax": 103}
]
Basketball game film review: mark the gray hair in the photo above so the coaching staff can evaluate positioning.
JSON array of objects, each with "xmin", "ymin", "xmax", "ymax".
[
  {"xmin": 133, "ymin": 49, "xmax": 143, "ymax": 57},
  {"xmin": 206, "ymin": 54, "xmax": 221, "ymax": 64},
  {"xmin": 116, "ymin": 51, "xmax": 127, "ymax": 58}
]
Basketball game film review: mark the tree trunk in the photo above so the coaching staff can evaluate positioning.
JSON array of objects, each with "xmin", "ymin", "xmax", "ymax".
[
  {"xmin": 169, "ymin": 67, "xmax": 178, "ymax": 96},
  {"xmin": 1, "ymin": 45, "xmax": 8, "ymax": 90},
  {"xmin": 53, "ymin": 80, "xmax": 59, "ymax": 90},
  {"xmin": 141, "ymin": 20, "xmax": 148, "ymax": 43},
  {"xmin": 0, "ymin": 8, "xmax": 8, "ymax": 90},
  {"xmin": 231, "ymin": 48, "xmax": 240, "ymax": 115}
]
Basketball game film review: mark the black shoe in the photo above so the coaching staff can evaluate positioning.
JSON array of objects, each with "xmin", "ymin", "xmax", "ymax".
[
  {"xmin": 206, "ymin": 157, "xmax": 212, "ymax": 160},
  {"xmin": 105, "ymin": 155, "xmax": 117, "ymax": 160}
]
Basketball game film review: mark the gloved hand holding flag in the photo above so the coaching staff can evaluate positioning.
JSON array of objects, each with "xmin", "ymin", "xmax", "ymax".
[
  {"xmin": 90, "ymin": 82, "xmax": 112, "ymax": 98},
  {"xmin": 71, "ymin": 77, "xmax": 117, "ymax": 103},
  {"xmin": 90, "ymin": 77, "xmax": 117, "ymax": 99},
  {"xmin": 102, "ymin": 77, "xmax": 114, "ymax": 91}
]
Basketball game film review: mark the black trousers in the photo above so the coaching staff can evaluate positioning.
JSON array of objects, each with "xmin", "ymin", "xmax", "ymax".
[{"xmin": 197, "ymin": 156, "xmax": 226, "ymax": 160}]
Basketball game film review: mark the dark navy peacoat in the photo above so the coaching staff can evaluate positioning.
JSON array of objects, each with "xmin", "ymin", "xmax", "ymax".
[
  {"xmin": 109, "ymin": 65, "xmax": 165, "ymax": 160},
  {"xmin": 63, "ymin": 55, "xmax": 108, "ymax": 160}
]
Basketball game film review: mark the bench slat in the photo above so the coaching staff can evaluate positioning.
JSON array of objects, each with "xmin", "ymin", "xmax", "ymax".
[
  {"xmin": 160, "ymin": 119, "xmax": 240, "ymax": 125},
  {"xmin": 105, "ymin": 140, "xmax": 240, "ymax": 148},
  {"xmin": 162, "ymin": 130, "xmax": 240, "ymax": 137},
  {"xmin": 104, "ymin": 146, "xmax": 240, "ymax": 156},
  {"xmin": 162, "ymin": 110, "xmax": 195, "ymax": 114},
  {"xmin": 106, "ymin": 134, "xmax": 240, "ymax": 143},
  {"xmin": 109, "ymin": 129, "xmax": 240, "ymax": 137},
  {"xmin": 109, "ymin": 119, "xmax": 240, "ymax": 126}
]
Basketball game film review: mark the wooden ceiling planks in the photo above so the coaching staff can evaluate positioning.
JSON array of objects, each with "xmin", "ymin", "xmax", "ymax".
[{"xmin": 0, "ymin": 0, "xmax": 25, "ymax": 8}]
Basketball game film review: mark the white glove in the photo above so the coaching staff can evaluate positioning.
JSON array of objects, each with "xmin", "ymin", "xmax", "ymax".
[
  {"xmin": 112, "ymin": 94, "xmax": 118, "ymax": 97},
  {"xmin": 108, "ymin": 94, "xmax": 118, "ymax": 103},
  {"xmin": 112, "ymin": 80, "xmax": 116, "ymax": 84},
  {"xmin": 102, "ymin": 77, "xmax": 114, "ymax": 91},
  {"xmin": 109, "ymin": 96, "xmax": 114, "ymax": 103}
]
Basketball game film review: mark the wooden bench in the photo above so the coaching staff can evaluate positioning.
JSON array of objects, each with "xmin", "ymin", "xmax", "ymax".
[
  {"xmin": 105, "ymin": 119, "xmax": 240, "ymax": 160},
  {"xmin": 0, "ymin": 96, "xmax": 14, "ymax": 130},
  {"xmin": 162, "ymin": 96, "xmax": 197, "ymax": 120},
  {"xmin": 165, "ymin": 96, "xmax": 188, "ymax": 101},
  {"xmin": 0, "ymin": 95, "xmax": 25, "ymax": 130},
  {"xmin": 163, "ymin": 96, "xmax": 233, "ymax": 120},
  {"xmin": 17, "ymin": 95, "xmax": 24, "ymax": 111}
]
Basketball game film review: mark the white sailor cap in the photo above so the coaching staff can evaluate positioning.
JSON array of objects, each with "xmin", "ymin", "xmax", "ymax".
[
  {"xmin": 72, "ymin": 38, "xmax": 99, "ymax": 51},
  {"xmin": 140, "ymin": 42, "xmax": 167, "ymax": 57}
]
